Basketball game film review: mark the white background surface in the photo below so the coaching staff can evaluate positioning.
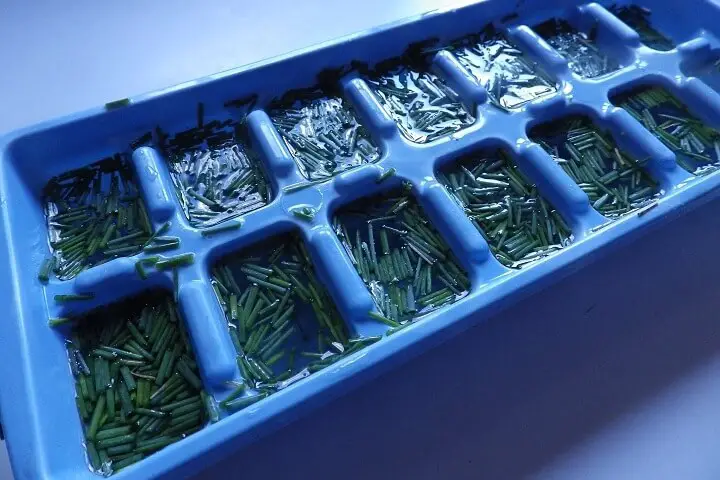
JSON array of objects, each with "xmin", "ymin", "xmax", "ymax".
[{"xmin": 2, "ymin": 1, "xmax": 720, "ymax": 479}]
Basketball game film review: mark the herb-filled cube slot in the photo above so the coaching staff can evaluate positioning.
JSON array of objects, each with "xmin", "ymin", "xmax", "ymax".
[
  {"xmin": 162, "ymin": 119, "xmax": 273, "ymax": 228},
  {"xmin": 437, "ymin": 148, "xmax": 572, "ymax": 268},
  {"xmin": 211, "ymin": 233, "xmax": 373, "ymax": 412},
  {"xmin": 535, "ymin": 19, "xmax": 621, "ymax": 78},
  {"xmin": 612, "ymin": 86, "xmax": 720, "ymax": 175},
  {"xmin": 333, "ymin": 189, "xmax": 470, "ymax": 330},
  {"xmin": 609, "ymin": 5, "xmax": 675, "ymax": 51},
  {"xmin": 61, "ymin": 292, "xmax": 211, "ymax": 476},
  {"xmin": 364, "ymin": 58, "xmax": 475, "ymax": 144},
  {"xmin": 448, "ymin": 25, "xmax": 558, "ymax": 110},
  {"xmin": 530, "ymin": 116, "xmax": 660, "ymax": 217},
  {"xmin": 41, "ymin": 155, "xmax": 156, "ymax": 281},
  {"xmin": 269, "ymin": 88, "xmax": 381, "ymax": 181}
]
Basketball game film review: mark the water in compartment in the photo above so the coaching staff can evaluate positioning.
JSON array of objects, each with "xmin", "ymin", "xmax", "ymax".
[
  {"xmin": 210, "ymin": 233, "xmax": 380, "ymax": 412},
  {"xmin": 268, "ymin": 88, "xmax": 380, "ymax": 181},
  {"xmin": 530, "ymin": 115, "xmax": 660, "ymax": 217},
  {"xmin": 611, "ymin": 85, "xmax": 720, "ymax": 176},
  {"xmin": 363, "ymin": 52, "xmax": 475, "ymax": 143},
  {"xmin": 41, "ymin": 155, "xmax": 156, "ymax": 281},
  {"xmin": 61, "ymin": 291, "xmax": 210, "ymax": 476},
  {"xmin": 609, "ymin": 4, "xmax": 675, "ymax": 51},
  {"xmin": 332, "ymin": 188, "xmax": 470, "ymax": 330},
  {"xmin": 447, "ymin": 25, "xmax": 559, "ymax": 110},
  {"xmin": 437, "ymin": 147, "xmax": 572, "ymax": 268},
  {"xmin": 157, "ymin": 107, "xmax": 273, "ymax": 228},
  {"xmin": 535, "ymin": 19, "xmax": 621, "ymax": 78}
]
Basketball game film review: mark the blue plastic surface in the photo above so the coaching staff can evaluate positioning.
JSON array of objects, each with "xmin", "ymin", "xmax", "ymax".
[{"xmin": 4, "ymin": 0, "xmax": 720, "ymax": 478}]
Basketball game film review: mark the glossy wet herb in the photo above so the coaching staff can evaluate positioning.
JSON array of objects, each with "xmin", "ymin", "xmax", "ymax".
[
  {"xmin": 366, "ymin": 66, "xmax": 475, "ymax": 143},
  {"xmin": 536, "ymin": 19, "xmax": 620, "ymax": 78},
  {"xmin": 42, "ymin": 156, "xmax": 156, "ymax": 281},
  {"xmin": 163, "ymin": 117, "xmax": 271, "ymax": 228},
  {"xmin": 532, "ymin": 116, "xmax": 660, "ymax": 217},
  {"xmin": 65, "ymin": 293, "xmax": 210, "ymax": 476},
  {"xmin": 610, "ymin": 5, "xmax": 674, "ymax": 51},
  {"xmin": 211, "ymin": 234, "xmax": 377, "ymax": 410},
  {"xmin": 334, "ymin": 190, "xmax": 470, "ymax": 327},
  {"xmin": 269, "ymin": 91, "xmax": 380, "ymax": 180},
  {"xmin": 613, "ymin": 86, "xmax": 720, "ymax": 175},
  {"xmin": 438, "ymin": 149, "xmax": 571, "ymax": 268},
  {"xmin": 449, "ymin": 26, "xmax": 557, "ymax": 110}
]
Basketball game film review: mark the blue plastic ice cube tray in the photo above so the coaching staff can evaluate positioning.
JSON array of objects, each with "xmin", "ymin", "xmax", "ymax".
[{"xmin": 4, "ymin": 0, "xmax": 720, "ymax": 478}]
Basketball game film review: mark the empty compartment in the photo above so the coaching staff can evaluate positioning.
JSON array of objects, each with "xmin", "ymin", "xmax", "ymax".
[
  {"xmin": 41, "ymin": 155, "xmax": 157, "ymax": 281},
  {"xmin": 210, "ymin": 232, "xmax": 371, "ymax": 411},
  {"xmin": 609, "ymin": 5, "xmax": 675, "ymax": 51},
  {"xmin": 268, "ymin": 87, "xmax": 381, "ymax": 180},
  {"xmin": 535, "ymin": 19, "xmax": 621, "ymax": 78},
  {"xmin": 332, "ymin": 188, "xmax": 470, "ymax": 330},
  {"xmin": 448, "ymin": 25, "xmax": 559, "ymax": 110},
  {"xmin": 161, "ymin": 116, "xmax": 273, "ymax": 228},
  {"xmin": 530, "ymin": 115, "xmax": 660, "ymax": 217},
  {"xmin": 611, "ymin": 85, "xmax": 720, "ymax": 175},
  {"xmin": 58, "ymin": 291, "xmax": 210, "ymax": 476},
  {"xmin": 437, "ymin": 148, "xmax": 572, "ymax": 268},
  {"xmin": 364, "ymin": 55, "xmax": 475, "ymax": 144}
]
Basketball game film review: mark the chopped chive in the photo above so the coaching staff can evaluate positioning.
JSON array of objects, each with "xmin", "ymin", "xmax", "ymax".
[
  {"xmin": 292, "ymin": 207, "xmax": 316, "ymax": 222},
  {"xmin": 155, "ymin": 253, "xmax": 195, "ymax": 270},
  {"xmin": 200, "ymin": 220, "xmax": 243, "ymax": 237},
  {"xmin": 376, "ymin": 167, "xmax": 397, "ymax": 183},
  {"xmin": 368, "ymin": 311, "xmax": 400, "ymax": 327},
  {"xmin": 49, "ymin": 317, "xmax": 72, "ymax": 327},
  {"xmin": 55, "ymin": 294, "xmax": 95, "ymax": 303},
  {"xmin": 105, "ymin": 98, "xmax": 131, "ymax": 110}
]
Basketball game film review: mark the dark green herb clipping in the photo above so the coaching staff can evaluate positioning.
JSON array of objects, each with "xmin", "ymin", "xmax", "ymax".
[
  {"xmin": 610, "ymin": 5, "xmax": 674, "ymax": 51},
  {"xmin": 438, "ymin": 149, "xmax": 571, "ymax": 268},
  {"xmin": 42, "ymin": 155, "xmax": 156, "ymax": 281},
  {"xmin": 535, "ymin": 19, "xmax": 620, "ymax": 78},
  {"xmin": 269, "ymin": 90, "xmax": 380, "ymax": 180},
  {"xmin": 212, "ymin": 234, "xmax": 376, "ymax": 411},
  {"xmin": 613, "ymin": 86, "xmax": 720, "ymax": 175},
  {"xmin": 65, "ymin": 293, "xmax": 209, "ymax": 475},
  {"xmin": 366, "ymin": 66, "xmax": 475, "ymax": 143},
  {"xmin": 164, "ymin": 115, "xmax": 271, "ymax": 228},
  {"xmin": 450, "ymin": 25, "xmax": 557, "ymax": 110},
  {"xmin": 531, "ymin": 116, "xmax": 660, "ymax": 217},
  {"xmin": 334, "ymin": 192, "xmax": 470, "ymax": 327}
]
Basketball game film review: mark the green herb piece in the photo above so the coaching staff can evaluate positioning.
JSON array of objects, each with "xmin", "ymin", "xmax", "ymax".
[
  {"xmin": 55, "ymin": 294, "xmax": 94, "ymax": 303},
  {"xmin": 376, "ymin": 168, "xmax": 397, "ymax": 183},
  {"xmin": 292, "ymin": 206, "xmax": 316, "ymax": 222},
  {"xmin": 49, "ymin": 317, "xmax": 72, "ymax": 328},
  {"xmin": 200, "ymin": 221, "xmax": 243, "ymax": 237},
  {"xmin": 155, "ymin": 253, "xmax": 195, "ymax": 270},
  {"xmin": 105, "ymin": 98, "xmax": 131, "ymax": 110}
]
